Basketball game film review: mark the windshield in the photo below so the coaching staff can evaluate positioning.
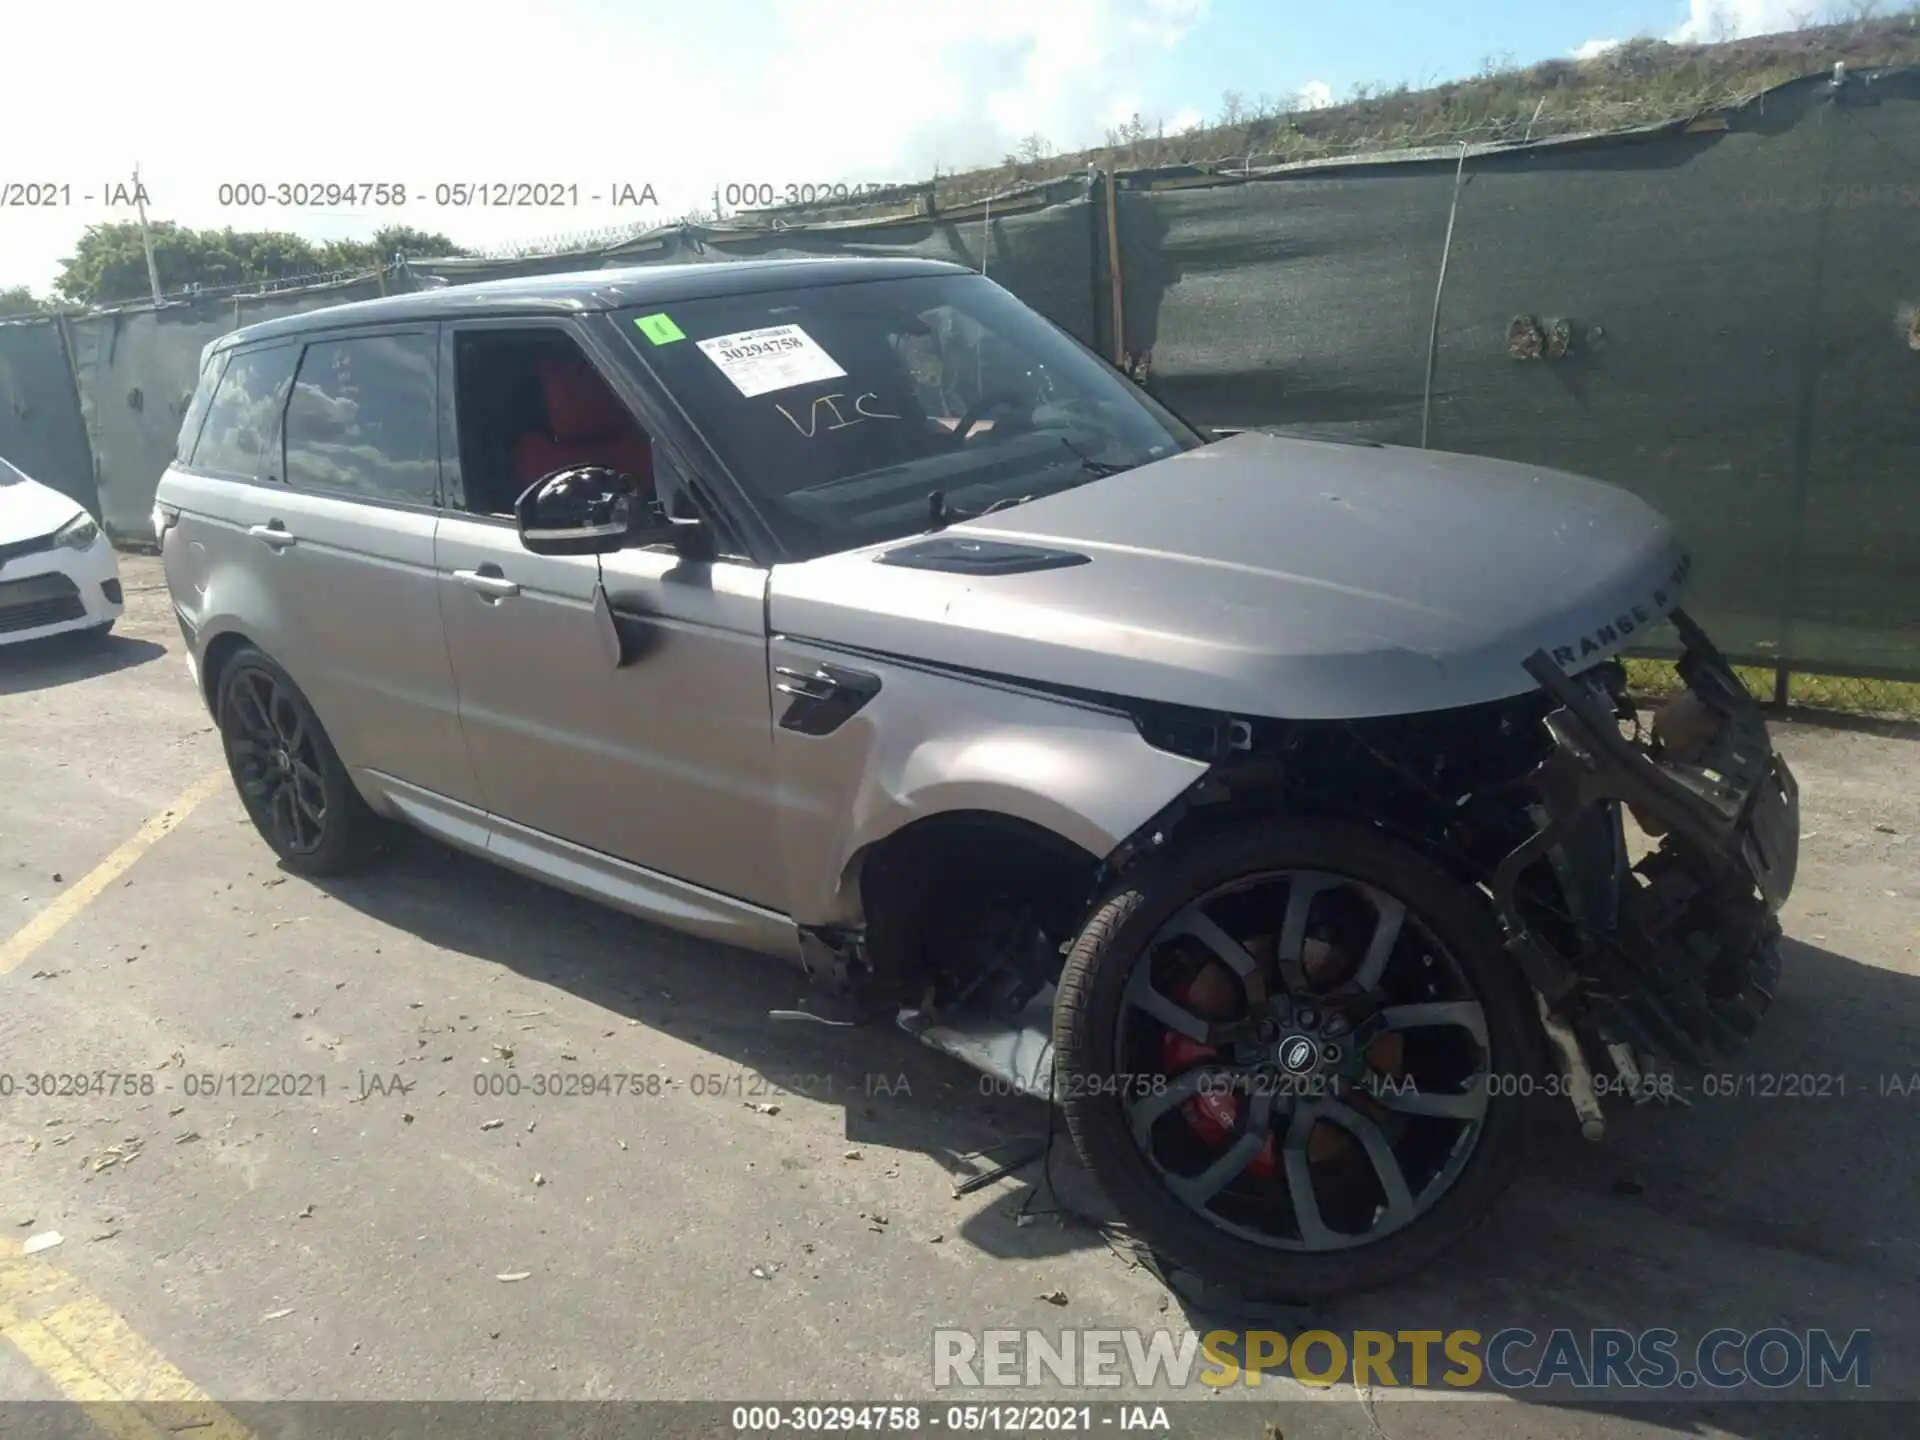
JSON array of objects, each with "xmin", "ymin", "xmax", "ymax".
[
  {"xmin": 0, "ymin": 455, "xmax": 28, "ymax": 487},
  {"xmin": 619, "ymin": 273, "xmax": 1204, "ymax": 561}
]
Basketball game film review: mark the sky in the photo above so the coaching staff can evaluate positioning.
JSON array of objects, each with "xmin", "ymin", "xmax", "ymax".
[{"xmin": 0, "ymin": 0, "xmax": 1823, "ymax": 295}]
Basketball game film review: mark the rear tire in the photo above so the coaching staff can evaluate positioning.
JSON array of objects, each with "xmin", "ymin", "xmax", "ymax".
[
  {"xmin": 1052, "ymin": 817, "xmax": 1540, "ymax": 1304},
  {"xmin": 214, "ymin": 646, "xmax": 393, "ymax": 876}
]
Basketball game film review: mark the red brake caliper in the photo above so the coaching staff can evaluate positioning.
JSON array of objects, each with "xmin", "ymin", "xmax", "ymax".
[{"xmin": 1158, "ymin": 976, "xmax": 1276, "ymax": 1179}]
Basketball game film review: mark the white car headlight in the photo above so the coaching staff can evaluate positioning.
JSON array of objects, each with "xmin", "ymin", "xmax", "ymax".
[{"xmin": 54, "ymin": 513, "xmax": 100, "ymax": 551}]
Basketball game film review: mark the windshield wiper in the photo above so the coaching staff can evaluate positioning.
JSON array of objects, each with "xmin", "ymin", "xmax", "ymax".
[
  {"xmin": 1060, "ymin": 436, "xmax": 1133, "ymax": 477},
  {"xmin": 925, "ymin": 490, "xmax": 1035, "ymax": 533}
]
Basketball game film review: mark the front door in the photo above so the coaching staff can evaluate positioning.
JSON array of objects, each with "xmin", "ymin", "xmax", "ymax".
[{"xmin": 432, "ymin": 320, "xmax": 782, "ymax": 908}]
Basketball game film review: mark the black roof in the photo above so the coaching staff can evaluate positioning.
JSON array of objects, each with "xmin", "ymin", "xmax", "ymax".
[{"xmin": 215, "ymin": 256, "xmax": 971, "ymax": 350}]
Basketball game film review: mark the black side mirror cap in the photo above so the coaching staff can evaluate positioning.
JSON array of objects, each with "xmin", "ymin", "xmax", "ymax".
[{"xmin": 516, "ymin": 466, "xmax": 633, "ymax": 556}]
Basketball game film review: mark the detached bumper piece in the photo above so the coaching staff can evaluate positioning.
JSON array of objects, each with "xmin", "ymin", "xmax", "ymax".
[{"xmin": 1492, "ymin": 609, "xmax": 1801, "ymax": 1072}]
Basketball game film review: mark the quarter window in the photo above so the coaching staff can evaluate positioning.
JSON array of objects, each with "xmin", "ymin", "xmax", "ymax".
[
  {"xmin": 283, "ymin": 332, "xmax": 439, "ymax": 504},
  {"xmin": 190, "ymin": 343, "xmax": 299, "ymax": 477},
  {"xmin": 175, "ymin": 348, "xmax": 231, "ymax": 466}
]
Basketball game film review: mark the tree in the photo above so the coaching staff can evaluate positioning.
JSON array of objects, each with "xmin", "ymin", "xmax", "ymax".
[
  {"xmin": 0, "ymin": 285, "xmax": 51, "ymax": 317},
  {"xmin": 318, "ymin": 225, "xmax": 470, "ymax": 270},
  {"xmin": 1105, "ymin": 112, "xmax": 1154, "ymax": 151},
  {"xmin": 52, "ymin": 222, "xmax": 472, "ymax": 305},
  {"xmin": 1015, "ymin": 132, "xmax": 1054, "ymax": 164}
]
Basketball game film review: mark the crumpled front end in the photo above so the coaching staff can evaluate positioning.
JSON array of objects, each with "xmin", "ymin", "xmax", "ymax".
[{"xmin": 1492, "ymin": 609, "xmax": 1800, "ymax": 1102}]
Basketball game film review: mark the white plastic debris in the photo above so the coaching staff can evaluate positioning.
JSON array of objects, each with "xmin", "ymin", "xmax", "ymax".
[{"xmin": 22, "ymin": 1231, "xmax": 63, "ymax": 1255}]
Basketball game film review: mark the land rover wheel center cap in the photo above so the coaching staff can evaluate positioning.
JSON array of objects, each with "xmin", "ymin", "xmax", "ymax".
[{"xmin": 1276, "ymin": 1033, "xmax": 1319, "ymax": 1076}]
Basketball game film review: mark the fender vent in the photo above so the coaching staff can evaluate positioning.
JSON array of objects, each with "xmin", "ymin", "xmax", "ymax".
[{"xmin": 875, "ymin": 537, "xmax": 1091, "ymax": 575}]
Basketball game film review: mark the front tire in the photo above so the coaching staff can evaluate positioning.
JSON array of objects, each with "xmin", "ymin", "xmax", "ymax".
[
  {"xmin": 215, "ymin": 646, "xmax": 392, "ymax": 876},
  {"xmin": 1053, "ymin": 818, "xmax": 1540, "ymax": 1304}
]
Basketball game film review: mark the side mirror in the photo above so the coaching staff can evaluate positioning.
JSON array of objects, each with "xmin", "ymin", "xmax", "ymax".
[{"xmin": 515, "ymin": 466, "xmax": 633, "ymax": 556}]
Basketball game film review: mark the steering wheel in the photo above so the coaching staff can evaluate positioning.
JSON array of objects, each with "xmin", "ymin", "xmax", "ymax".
[
  {"xmin": 1031, "ymin": 393, "xmax": 1108, "ymax": 427},
  {"xmin": 949, "ymin": 390, "xmax": 1030, "ymax": 446}
]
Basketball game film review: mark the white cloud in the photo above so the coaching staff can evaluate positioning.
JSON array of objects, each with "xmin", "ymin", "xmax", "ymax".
[
  {"xmin": 1168, "ymin": 107, "xmax": 1205, "ymax": 133},
  {"xmin": 1670, "ymin": 0, "xmax": 1810, "ymax": 42},
  {"xmin": 1295, "ymin": 80, "xmax": 1336, "ymax": 110},
  {"xmin": 1573, "ymin": 37, "xmax": 1624, "ymax": 59},
  {"xmin": 0, "ymin": 0, "xmax": 1211, "ymax": 292}
]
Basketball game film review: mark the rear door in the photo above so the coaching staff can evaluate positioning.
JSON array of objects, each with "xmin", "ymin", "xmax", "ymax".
[
  {"xmin": 160, "ymin": 340, "xmax": 310, "ymax": 675},
  {"xmin": 262, "ymin": 325, "xmax": 481, "ymax": 807}
]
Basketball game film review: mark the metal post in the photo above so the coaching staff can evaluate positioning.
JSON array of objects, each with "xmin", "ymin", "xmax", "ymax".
[
  {"xmin": 1421, "ymin": 143, "xmax": 1471, "ymax": 450},
  {"xmin": 132, "ymin": 165, "xmax": 163, "ymax": 307},
  {"xmin": 1104, "ymin": 166, "xmax": 1125, "ymax": 366}
]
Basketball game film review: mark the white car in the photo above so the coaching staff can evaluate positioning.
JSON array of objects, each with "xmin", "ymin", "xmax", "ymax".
[{"xmin": 0, "ymin": 454, "xmax": 122, "ymax": 645}]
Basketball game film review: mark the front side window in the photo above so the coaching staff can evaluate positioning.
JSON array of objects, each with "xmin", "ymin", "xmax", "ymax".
[
  {"xmin": 283, "ymin": 331, "xmax": 439, "ymax": 504},
  {"xmin": 191, "ymin": 343, "xmax": 300, "ymax": 478},
  {"xmin": 619, "ymin": 273, "xmax": 1202, "ymax": 561},
  {"xmin": 448, "ymin": 328, "xmax": 655, "ymax": 518}
]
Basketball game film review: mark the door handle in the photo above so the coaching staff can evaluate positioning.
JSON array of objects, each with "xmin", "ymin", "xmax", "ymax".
[
  {"xmin": 247, "ymin": 523, "xmax": 297, "ymax": 549},
  {"xmin": 774, "ymin": 665, "xmax": 839, "ymax": 700},
  {"xmin": 453, "ymin": 568, "xmax": 520, "ymax": 599}
]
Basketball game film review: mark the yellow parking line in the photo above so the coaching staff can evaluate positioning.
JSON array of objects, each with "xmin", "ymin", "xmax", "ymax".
[
  {"xmin": 0, "ymin": 767, "xmax": 229, "ymax": 979},
  {"xmin": 0, "ymin": 1234, "xmax": 254, "ymax": 1438}
]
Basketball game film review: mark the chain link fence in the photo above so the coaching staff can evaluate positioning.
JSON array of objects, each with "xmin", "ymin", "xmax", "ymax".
[{"xmin": 1624, "ymin": 659, "xmax": 1920, "ymax": 721}]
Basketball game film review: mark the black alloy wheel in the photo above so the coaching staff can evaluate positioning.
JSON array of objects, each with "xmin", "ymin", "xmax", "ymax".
[
  {"xmin": 1054, "ymin": 819, "xmax": 1540, "ymax": 1302},
  {"xmin": 215, "ymin": 646, "xmax": 392, "ymax": 876}
]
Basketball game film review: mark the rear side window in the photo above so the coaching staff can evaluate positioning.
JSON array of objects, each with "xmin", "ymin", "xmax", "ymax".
[
  {"xmin": 174, "ymin": 349, "xmax": 230, "ymax": 465},
  {"xmin": 283, "ymin": 331, "xmax": 438, "ymax": 505},
  {"xmin": 192, "ymin": 343, "xmax": 300, "ymax": 477}
]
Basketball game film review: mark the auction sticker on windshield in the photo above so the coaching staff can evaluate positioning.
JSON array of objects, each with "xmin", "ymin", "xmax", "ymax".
[{"xmin": 696, "ymin": 324, "xmax": 846, "ymax": 398}]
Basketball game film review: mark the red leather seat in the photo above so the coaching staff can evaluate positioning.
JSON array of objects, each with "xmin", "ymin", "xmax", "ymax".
[{"xmin": 514, "ymin": 353, "xmax": 654, "ymax": 499}]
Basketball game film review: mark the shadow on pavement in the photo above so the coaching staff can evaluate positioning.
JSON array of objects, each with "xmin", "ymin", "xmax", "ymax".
[
  {"xmin": 0, "ymin": 630, "xmax": 166, "ymax": 695},
  {"xmin": 312, "ymin": 835, "xmax": 1917, "ymax": 1423}
]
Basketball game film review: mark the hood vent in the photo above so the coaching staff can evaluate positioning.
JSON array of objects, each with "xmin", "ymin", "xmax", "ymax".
[
  {"xmin": 875, "ymin": 536, "xmax": 1091, "ymax": 576},
  {"xmin": 1246, "ymin": 425, "xmax": 1384, "ymax": 448}
]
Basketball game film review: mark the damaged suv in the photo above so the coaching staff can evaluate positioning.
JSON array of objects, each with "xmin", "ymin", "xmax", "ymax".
[{"xmin": 155, "ymin": 256, "xmax": 1799, "ymax": 1301}]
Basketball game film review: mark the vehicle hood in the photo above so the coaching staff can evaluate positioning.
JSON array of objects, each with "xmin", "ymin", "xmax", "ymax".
[
  {"xmin": 766, "ymin": 430, "xmax": 1694, "ymax": 720},
  {"xmin": 0, "ymin": 469, "xmax": 85, "ymax": 545}
]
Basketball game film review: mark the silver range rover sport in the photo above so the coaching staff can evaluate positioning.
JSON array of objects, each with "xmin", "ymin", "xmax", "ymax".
[{"xmin": 155, "ymin": 256, "xmax": 1800, "ymax": 1302}]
